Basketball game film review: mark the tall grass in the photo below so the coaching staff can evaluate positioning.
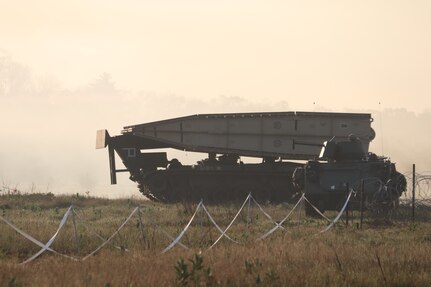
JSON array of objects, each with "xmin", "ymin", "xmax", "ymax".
[{"xmin": 0, "ymin": 193, "xmax": 430, "ymax": 286}]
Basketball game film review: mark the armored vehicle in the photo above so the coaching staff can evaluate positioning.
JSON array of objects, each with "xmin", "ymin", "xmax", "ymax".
[{"xmin": 96, "ymin": 111, "xmax": 398, "ymax": 206}]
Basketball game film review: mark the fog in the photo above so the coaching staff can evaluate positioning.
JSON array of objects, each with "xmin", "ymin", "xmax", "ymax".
[
  {"xmin": 0, "ymin": 54, "xmax": 428, "ymax": 198},
  {"xmin": 0, "ymin": 56, "xmax": 294, "ymax": 197},
  {"xmin": 1, "ymin": 1, "xmax": 430, "ymax": 197}
]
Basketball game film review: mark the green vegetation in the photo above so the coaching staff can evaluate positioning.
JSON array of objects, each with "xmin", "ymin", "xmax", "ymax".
[{"xmin": 0, "ymin": 192, "xmax": 430, "ymax": 286}]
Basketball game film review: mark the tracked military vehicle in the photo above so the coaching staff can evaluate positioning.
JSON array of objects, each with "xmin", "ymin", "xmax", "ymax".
[{"xmin": 95, "ymin": 111, "xmax": 406, "ymax": 208}]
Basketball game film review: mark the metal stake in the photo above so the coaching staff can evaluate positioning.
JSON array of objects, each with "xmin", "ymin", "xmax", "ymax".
[
  {"xmin": 246, "ymin": 194, "xmax": 251, "ymax": 230},
  {"xmin": 360, "ymin": 179, "xmax": 364, "ymax": 230},
  {"xmin": 412, "ymin": 164, "xmax": 416, "ymax": 224}
]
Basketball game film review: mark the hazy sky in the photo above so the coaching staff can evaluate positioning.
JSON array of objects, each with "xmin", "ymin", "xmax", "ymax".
[
  {"xmin": 1, "ymin": 0, "xmax": 430, "ymax": 112},
  {"xmin": 1, "ymin": 1, "xmax": 431, "ymax": 198}
]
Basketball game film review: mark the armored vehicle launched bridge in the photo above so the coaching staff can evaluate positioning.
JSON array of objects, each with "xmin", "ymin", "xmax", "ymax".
[{"xmin": 97, "ymin": 111, "xmax": 376, "ymax": 202}]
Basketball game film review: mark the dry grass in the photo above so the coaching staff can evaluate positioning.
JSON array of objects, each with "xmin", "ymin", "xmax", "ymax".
[{"xmin": 0, "ymin": 193, "xmax": 430, "ymax": 286}]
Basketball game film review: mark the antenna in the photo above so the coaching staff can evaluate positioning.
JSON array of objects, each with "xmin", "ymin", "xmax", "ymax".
[{"xmin": 378, "ymin": 102, "xmax": 384, "ymax": 156}]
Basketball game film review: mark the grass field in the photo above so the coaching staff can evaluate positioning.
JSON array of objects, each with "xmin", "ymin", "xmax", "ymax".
[{"xmin": 0, "ymin": 192, "xmax": 430, "ymax": 286}]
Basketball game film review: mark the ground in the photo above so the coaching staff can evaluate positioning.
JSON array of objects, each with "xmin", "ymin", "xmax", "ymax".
[{"xmin": 0, "ymin": 193, "xmax": 429, "ymax": 286}]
